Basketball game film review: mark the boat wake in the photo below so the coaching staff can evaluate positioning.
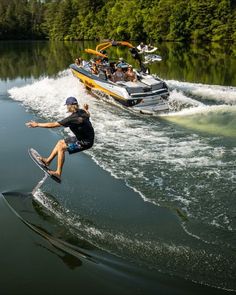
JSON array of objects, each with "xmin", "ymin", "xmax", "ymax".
[
  {"xmin": 8, "ymin": 70, "xmax": 236, "ymax": 214},
  {"xmin": 3, "ymin": 188, "xmax": 236, "ymax": 292},
  {"xmin": 7, "ymin": 71, "xmax": 236, "ymax": 291},
  {"xmin": 167, "ymin": 79, "xmax": 236, "ymax": 105}
]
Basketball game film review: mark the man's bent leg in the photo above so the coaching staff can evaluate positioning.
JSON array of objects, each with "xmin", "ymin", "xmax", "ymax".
[
  {"xmin": 43, "ymin": 140, "xmax": 65, "ymax": 165},
  {"xmin": 49, "ymin": 140, "xmax": 67, "ymax": 177}
]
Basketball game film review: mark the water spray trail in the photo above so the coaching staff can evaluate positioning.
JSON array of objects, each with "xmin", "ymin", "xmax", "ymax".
[{"xmin": 32, "ymin": 174, "xmax": 48, "ymax": 195}]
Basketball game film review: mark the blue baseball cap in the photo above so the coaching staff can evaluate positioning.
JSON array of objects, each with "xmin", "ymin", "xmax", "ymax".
[{"xmin": 65, "ymin": 97, "xmax": 78, "ymax": 105}]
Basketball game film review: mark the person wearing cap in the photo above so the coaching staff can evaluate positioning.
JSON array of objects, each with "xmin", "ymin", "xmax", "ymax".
[
  {"xmin": 116, "ymin": 57, "xmax": 128, "ymax": 69},
  {"xmin": 26, "ymin": 97, "xmax": 94, "ymax": 181}
]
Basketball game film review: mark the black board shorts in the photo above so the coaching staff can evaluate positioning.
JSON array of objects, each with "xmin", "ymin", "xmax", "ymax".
[{"xmin": 65, "ymin": 136, "xmax": 93, "ymax": 154}]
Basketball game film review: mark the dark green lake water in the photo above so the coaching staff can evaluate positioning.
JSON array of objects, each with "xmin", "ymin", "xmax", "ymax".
[{"xmin": 0, "ymin": 41, "xmax": 236, "ymax": 295}]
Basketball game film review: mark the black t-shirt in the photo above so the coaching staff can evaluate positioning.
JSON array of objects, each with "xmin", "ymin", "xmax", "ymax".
[{"xmin": 58, "ymin": 110, "xmax": 94, "ymax": 144}]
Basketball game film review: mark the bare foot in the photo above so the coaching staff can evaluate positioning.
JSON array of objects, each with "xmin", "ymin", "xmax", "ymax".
[
  {"xmin": 48, "ymin": 170, "xmax": 61, "ymax": 183},
  {"xmin": 48, "ymin": 170, "xmax": 61, "ymax": 179}
]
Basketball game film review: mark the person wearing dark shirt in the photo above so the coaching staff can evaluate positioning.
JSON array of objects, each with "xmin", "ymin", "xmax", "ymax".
[{"xmin": 26, "ymin": 97, "xmax": 94, "ymax": 181}]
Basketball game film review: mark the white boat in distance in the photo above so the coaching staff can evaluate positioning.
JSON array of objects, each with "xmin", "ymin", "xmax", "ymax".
[
  {"xmin": 144, "ymin": 54, "xmax": 163, "ymax": 64},
  {"xmin": 70, "ymin": 41, "xmax": 169, "ymax": 114}
]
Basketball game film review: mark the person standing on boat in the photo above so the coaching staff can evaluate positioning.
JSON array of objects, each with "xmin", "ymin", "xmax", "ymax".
[
  {"xmin": 137, "ymin": 42, "xmax": 148, "ymax": 52},
  {"xmin": 26, "ymin": 97, "xmax": 94, "ymax": 181}
]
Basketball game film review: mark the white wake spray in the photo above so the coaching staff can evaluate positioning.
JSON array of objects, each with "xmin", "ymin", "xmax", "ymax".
[
  {"xmin": 8, "ymin": 71, "xmax": 236, "ymax": 235},
  {"xmin": 167, "ymin": 80, "xmax": 236, "ymax": 104}
]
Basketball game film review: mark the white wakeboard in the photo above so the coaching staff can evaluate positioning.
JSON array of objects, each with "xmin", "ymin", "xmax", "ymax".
[{"xmin": 28, "ymin": 148, "xmax": 61, "ymax": 183}]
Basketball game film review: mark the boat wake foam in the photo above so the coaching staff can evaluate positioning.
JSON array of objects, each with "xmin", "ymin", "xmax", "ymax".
[
  {"xmin": 8, "ymin": 72, "xmax": 236, "ymax": 249},
  {"xmin": 167, "ymin": 79, "xmax": 236, "ymax": 105}
]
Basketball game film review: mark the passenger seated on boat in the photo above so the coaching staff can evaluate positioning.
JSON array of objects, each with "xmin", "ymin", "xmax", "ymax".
[
  {"xmin": 91, "ymin": 62, "xmax": 99, "ymax": 75},
  {"xmin": 75, "ymin": 58, "xmax": 81, "ymax": 66},
  {"xmin": 137, "ymin": 42, "xmax": 148, "ymax": 52},
  {"xmin": 112, "ymin": 65, "xmax": 125, "ymax": 82},
  {"xmin": 103, "ymin": 67, "xmax": 112, "ymax": 80},
  {"xmin": 75, "ymin": 57, "xmax": 85, "ymax": 67},
  {"xmin": 109, "ymin": 62, "xmax": 116, "ymax": 74},
  {"xmin": 125, "ymin": 65, "xmax": 137, "ymax": 82},
  {"xmin": 102, "ymin": 62, "xmax": 115, "ymax": 80}
]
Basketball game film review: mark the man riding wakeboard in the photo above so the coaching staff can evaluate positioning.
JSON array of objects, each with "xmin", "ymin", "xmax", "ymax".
[{"xmin": 26, "ymin": 97, "xmax": 94, "ymax": 181}]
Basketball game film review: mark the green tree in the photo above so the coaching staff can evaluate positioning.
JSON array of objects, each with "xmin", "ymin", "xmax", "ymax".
[
  {"xmin": 168, "ymin": 1, "xmax": 190, "ymax": 41},
  {"xmin": 0, "ymin": 0, "xmax": 236, "ymax": 42},
  {"xmin": 143, "ymin": 0, "xmax": 173, "ymax": 41}
]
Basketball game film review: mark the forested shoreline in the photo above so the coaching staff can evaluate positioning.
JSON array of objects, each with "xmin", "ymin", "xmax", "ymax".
[{"xmin": 0, "ymin": 0, "xmax": 236, "ymax": 43}]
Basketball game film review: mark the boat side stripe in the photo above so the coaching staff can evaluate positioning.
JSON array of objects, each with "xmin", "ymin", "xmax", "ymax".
[{"xmin": 71, "ymin": 69, "xmax": 126, "ymax": 101}]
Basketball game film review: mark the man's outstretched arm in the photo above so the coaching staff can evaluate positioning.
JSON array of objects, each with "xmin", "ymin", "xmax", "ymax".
[{"xmin": 26, "ymin": 121, "xmax": 61, "ymax": 128}]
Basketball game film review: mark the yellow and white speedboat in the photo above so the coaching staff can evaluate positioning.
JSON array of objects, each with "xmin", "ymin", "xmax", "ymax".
[{"xmin": 70, "ymin": 41, "xmax": 169, "ymax": 114}]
